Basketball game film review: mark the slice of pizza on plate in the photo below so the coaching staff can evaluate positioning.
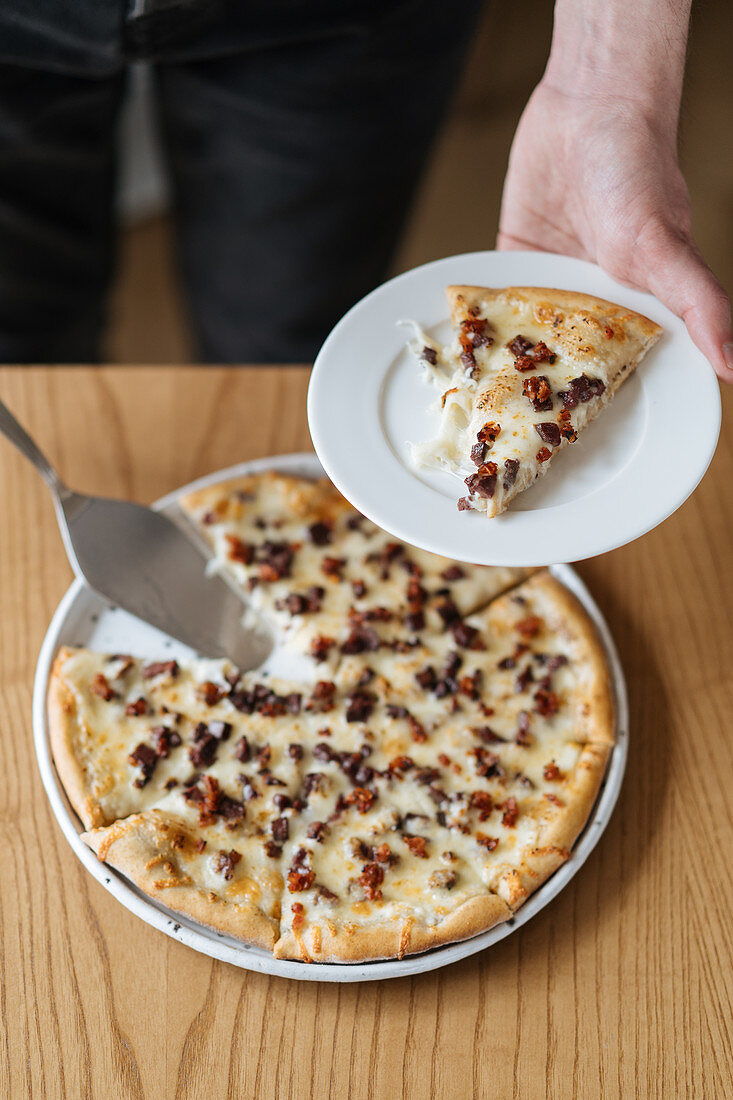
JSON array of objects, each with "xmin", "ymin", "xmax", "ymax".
[{"xmin": 410, "ymin": 285, "xmax": 662, "ymax": 517}]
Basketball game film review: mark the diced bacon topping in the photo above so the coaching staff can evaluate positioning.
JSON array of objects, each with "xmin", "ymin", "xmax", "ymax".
[
  {"xmin": 142, "ymin": 660, "xmax": 179, "ymax": 680},
  {"xmin": 403, "ymin": 834, "xmax": 429, "ymax": 858},
  {"xmin": 501, "ymin": 797, "xmax": 519, "ymax": 827},
  {"xmin": 522, "ymin": 375, "xmax": 553, "ymax": 412},
  {"xmin": 464, "ymin": 462, "xmax": 498, "ymax": 500},
  {"xmin": 476, "ymin": 833, "xmax": 499, "ymax": 851},
  {"xmin": 213, "ymin": 849, "xmax": 241, "ymax": 881},
  {"xmin": 91, "ymin": 673, "xmax": 116, "ymax": 701},
  {"xmin": 225, "ymin": 534, "xmax": 255, "ymax": 564},
  {"xmin": 544, "ymin": 762, "xmax": 562, "ymax": 781},
  {"xmin": 358, "ymin": 862, "xmax": 385, "ymax": 901},
  {"xmin": 516, "ymin": 614, "xmax": 543, "ymax": 638}
]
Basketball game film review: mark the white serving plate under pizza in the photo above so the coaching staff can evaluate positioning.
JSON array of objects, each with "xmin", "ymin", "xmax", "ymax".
[
  {"xmin": 33, "ymin": 453, "xmax": 628, "ymax": 983},
  {"xmin": 307, "ymin": 251, "xmax": 721, "ymax": 566}
]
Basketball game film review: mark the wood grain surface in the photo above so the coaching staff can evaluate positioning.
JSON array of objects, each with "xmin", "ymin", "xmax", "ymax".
[{"xmin": 0, "ymin": 366, "xmax": 731, "ymax": 1099}]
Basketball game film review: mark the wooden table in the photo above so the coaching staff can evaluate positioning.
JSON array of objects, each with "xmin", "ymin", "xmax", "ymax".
[{"xmin": 1, "ymin": 366, "xmax": 731, "ymax": 1099}]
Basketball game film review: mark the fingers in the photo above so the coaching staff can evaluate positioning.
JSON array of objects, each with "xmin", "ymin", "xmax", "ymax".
[{"xmin": 635, "ymin": 218, "xmax": 733, "ymax": 383}]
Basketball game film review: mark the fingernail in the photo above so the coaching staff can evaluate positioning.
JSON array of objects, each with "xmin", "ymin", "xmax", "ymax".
[{"xmin": 724, "ymin": 342, "xmax": 733, "ymax": 370}]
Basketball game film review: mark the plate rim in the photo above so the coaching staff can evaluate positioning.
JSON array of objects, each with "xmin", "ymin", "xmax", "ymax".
[
  {"xmin": 33, "ymin": 451, "xmax": 628, "ymax": 983},
  {"xmin": 307, "ymin": 249, "xmax": 722, "ymax": 566}
]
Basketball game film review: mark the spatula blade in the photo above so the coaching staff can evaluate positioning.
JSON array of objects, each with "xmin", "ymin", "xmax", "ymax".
[{"xmin": 57, "ymin": 493, "xmax": 270, "ymax": 670}]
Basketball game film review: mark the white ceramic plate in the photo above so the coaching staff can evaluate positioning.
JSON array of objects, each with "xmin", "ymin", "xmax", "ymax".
[
  {"xmin": 34, "ymin": 453, "xmax": 628, "ymax": 983},
  {"xmin": 307, "ymin": 251, "xmax": 721, "ymax": 566}
]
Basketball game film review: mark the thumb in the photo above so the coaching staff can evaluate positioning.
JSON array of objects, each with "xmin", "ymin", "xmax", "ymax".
[{"xmin": 634, "ymin": 219, "xmax": 733, "ymax": 383}]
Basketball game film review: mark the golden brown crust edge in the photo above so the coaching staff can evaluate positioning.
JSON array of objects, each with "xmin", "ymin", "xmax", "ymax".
[
  {"xmin": 446, "ymin": 284, "xmax": 663, "ymax": 342},
  {"xmin": 179, "ymin": 471, "xmax": 350, "ymax": 525},
  {"xmin": 492, "ymin": 742, "xmax": 611, "ymax": 910},
  {"xmin": 83, "ymin": 812, "xmax": 279, "ymax": 953},
  {"xmin": 47, "ymin": 646, "xmax": 108, "ymax": 830},
  {"xmin": 274, "ymin": 891, "xmax": 512, "ymax": 963}
]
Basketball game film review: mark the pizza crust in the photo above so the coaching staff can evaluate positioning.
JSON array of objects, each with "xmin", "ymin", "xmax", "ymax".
[
  {"xmin": 48, "ymin": 647, "xmax": 109, "ymax": 830},
  {"xmin": 515, "ymin": 572, "xmax": 616, "ymax": 746},
  {"xmin": 273, "ymin": 890, "xmax": 512, "ymax": 963},
  {"xmin": 84, "ymin": 811, "xmax": 280, "ymax": 951}
]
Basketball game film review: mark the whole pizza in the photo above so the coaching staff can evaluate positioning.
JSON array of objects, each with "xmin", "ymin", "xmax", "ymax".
[{"xmin": 48, "ymin": 471, "xmax": 614, "ymax": 962}]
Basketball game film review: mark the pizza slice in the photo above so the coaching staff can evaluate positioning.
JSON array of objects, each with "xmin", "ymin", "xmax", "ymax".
[
  {"xmin": 180, "ymin": 471, "xmax": 533, "ymax": 665},
  {"xmin": 410, "ymin": 285, "xmax": 662, "ymax": 516}
]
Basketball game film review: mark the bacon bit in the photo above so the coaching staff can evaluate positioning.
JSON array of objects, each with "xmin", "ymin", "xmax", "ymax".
[
  {"xmin": 129, "ymin": 743, "xmax": 157, "ymax": 787},
  {"xmin": 142, "ymin": 660, "xmax": 178, "ymax": 680},
  {"xmin": 306, "ymin": 680, "xmax": 337, "ymax": 713},
  {"xmin": 345, "ymin": 690, "xmax": 376, "ymax": 723},
  {"xmin": 408, "ymin": 714, "xmax": 427, "ymax": 743},
  {"xmin": 340, "ymin": 624, "xmax": 380, "ymax": 655},
  {"xmin": 558, "ymin": 374, "xmax": 606, "ymax": 409},
  {"xmin": 469, "ymin": 444, "xmax": 491, "ymax": 474},
  {"xmin": 531, "ymin": 341, "xmax": 556, "ymax": 364},
  {"xmin": 459, "ymin": 332, "xmax": 477, "ymax": 376},
  {"xmin": 288, "ymin": 868, "xmax": 315, "ymax": 892},
  {"xmin": 477, "ymin": 421, "xmax": 502, "ymax": 445},
  {"xmin": 441, "ymin": 386, "xmax": 459, "ymax": 409},
  {"xmin": 91, "ymin": 673, "xmax": 116, "ymax": 701},
  {"xmin": 470, "ymin": 747, "xmax": 504, "ymax": 778},
  {"xmin": 264, "ymin": 840, "xmax": 281, "ymax": 858},
  {"xmin": 195, "ymin": 838, "xmax": 207, "ymax": 853},
  {"xmin": 470, "ymin": 790, "xmax": 494, "ymax": 821},
  {"xmin": 125, "ymin": 697, "xmax": 147, "ymax": 716},
  {"xmin": 516, "ymin": 615, "xmax": 543, "ymax": 638},
  {"xmin": 198, "ymin": 680, "xmax": 224, "ymax": 706},
  {"xmin": 459, "ymin": 670, "xmax": 482, "ymax": 699},
  {"xmin": 546, "ymin": 793, "xmax": 565, "ymax": 806},
  {"xmin": 310, "ymin": 635, "xmax": 335, "ymax": 663},
  {"xmin": 438, "ymin": 753, "xmax": 451, "ymax": 767},
  {"xmin": 534, "ymin": 422, "xmax": 561, "ymax": 447},
  {"xmin": 314, "ymin": 885, "xmax": 338, "ymax": 905},
  {"xmin": 225, "ymin": 534, "xmax": 254, "ymax": 564},
  {"xmin": 308, "ymin": 521, "xmax": 332, "ymax": 546},
  {"xmin": 213, "ymin": 849, "xmax": 241, "ymax": 881},
  {"xmin": 307, "ymin": 821, "xmax": 328, "ymax": 842},
  {"xmin": 358, "ymin": 862, "xmax": 385, "ymax": 901},
  {"xmin": 461, "ymin": 314, "xmax": 493, "ymax": 346},
  {"xmin": 513, "ymin": 354, "xmax": 537, "ymax": 372},
  {"xmin": 515, "ymin": 710, "xmax": 533, "ymax": 746},
  {"xmin": 373, "ymin": 843, "xmax": 393, "ymax": 863},
  {"xmin": 457, "ymin": 497, "xmax": 473, "ymax": 511},
  {"xmin": 464, "ymin": 462, "xmax": 498, "ymax": 500},
  {"xmin": 449, "ymin": 621, "xmax": 485, "ymax": 650},
  {"xmin": 536, "ymin": 447, "xmax": 551, "ymax": 462},
  {"xmin": 345, "ymin": 787, "xmax": 376, "ymax": 814},
  {"xmin": 403, "ymin": 835, "xmax": 429, "ymax": 858},
  {"xmin": 473, "ymin": 725, "xmax": 505, "ymax": 745},
  {"xmin": 351, "ymin": 579, "xmax": 367, "ymax": 598},
  {"xmin": 544, "ymin": 762, "xmax": 562, "ymax": 781},
  {"xmin": 476, "ymin": 833, "xmax": 499, "ymax": 851},
  {"xmin": 501, "ymin": 797, "xmax": 519, "ymax": 827},
  {"xmin": 288, "ymin": 743, "xmax": 304, "ymax": 761},
  {"xmin": 291, "ymin": 901, "xmax": 306, "ymax": 931},
  {"xmin": 429, "ymin": 869, "xmax": 457, "ymax": 889},
  {"xmin": 507, "ymin": 335, "xmax": 534, "ymax": 356},
  {"xmin": 389, "ymin": 755, "xmax": 415, "ymax": 775},
  {"xmin": 422, "ymin": 345, "xmax": 438, "ymax": 365},
  {"xmin": 534, "ymin": 688, "xmax": 560, "ymax": 717},
  {"xmin": 523, "ymin": 375, "xmax": 553, "ymax": 412},
  {"xmin": 271, "ymin": 817, "xmax": 289, "ymax": 843},
  {"xmin": 502, "ymin": 458, "xmax": 520, "ymax": 491},
  {"xmin": 152, "ymin": 726, "xmax": 181, "ymax": 757},
  {"xmin": 441, "ymin": 564, "xmax": 465, "ymax": 582},
  {"xmin": 321, "ymin": 556, "xmax": 346, "ymax": 580}
]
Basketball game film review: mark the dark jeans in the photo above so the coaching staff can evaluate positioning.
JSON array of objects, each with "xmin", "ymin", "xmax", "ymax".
[{"xmin": 0, "ymin": 0, "xmax": 484, "ymax": 363}]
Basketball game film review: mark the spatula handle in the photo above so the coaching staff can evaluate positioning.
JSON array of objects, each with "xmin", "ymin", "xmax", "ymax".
[{"xmin": 0, "ymin": 398, "xmax": 65, "ymax": 494}]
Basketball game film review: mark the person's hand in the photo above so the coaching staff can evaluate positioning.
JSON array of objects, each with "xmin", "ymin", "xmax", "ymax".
[{"xmin": 498, "ymin": 81, "xmax": 733, "ymax": 383}]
